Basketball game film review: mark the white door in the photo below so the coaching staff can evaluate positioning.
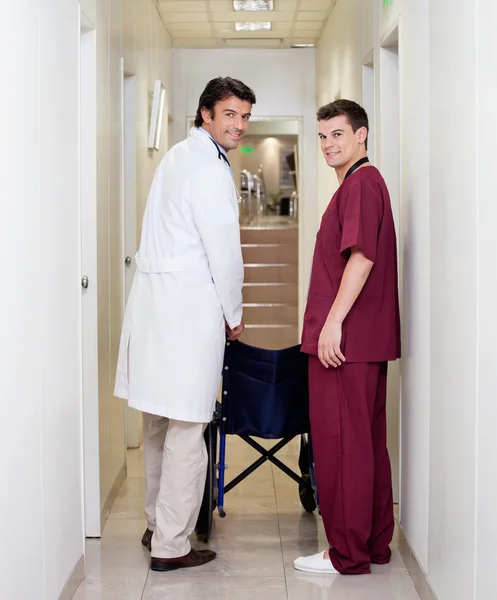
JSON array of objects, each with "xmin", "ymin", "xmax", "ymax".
[
  {"xmin": 121, "ymin": 71, "xmax": 141, "ymax": 448},
  {"xmin": 80, "ymin": 12, "xmax": 101, "ymax": 537}
]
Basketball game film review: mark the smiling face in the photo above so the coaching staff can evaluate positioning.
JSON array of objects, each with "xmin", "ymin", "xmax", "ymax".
[
  {"xmin": 318, "ymin": 114, "xmax": 368, "ymax": 174},
  {"xmin": 201, "ymin": 96, "xmax": 252, "ymax": 152}
]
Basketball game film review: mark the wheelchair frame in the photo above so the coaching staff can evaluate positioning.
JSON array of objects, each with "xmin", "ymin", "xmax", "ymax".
[{"xmin": 195, "ymin": 341, "xmax": 319, "ymax": 543}]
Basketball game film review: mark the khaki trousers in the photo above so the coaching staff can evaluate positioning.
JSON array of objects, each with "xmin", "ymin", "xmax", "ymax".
[{"xmin": 143, "ymin": 412, "xmax": 208, "ymax": 558}]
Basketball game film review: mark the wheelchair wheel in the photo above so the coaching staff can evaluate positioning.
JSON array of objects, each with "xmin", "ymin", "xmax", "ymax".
[
  {"xmin": 298, "ymin": 435, "xmax": 317, "ymax": 513},
  {"xmin": 195, "ymin": 422, "xmax": 217, "ymax": 543}
]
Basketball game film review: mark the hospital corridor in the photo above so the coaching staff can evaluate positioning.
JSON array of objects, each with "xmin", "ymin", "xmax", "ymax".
[
  {"xmin": 74, "ymin": 439, "xmax": 419, "ymax": 599},
  {"xmin": 1, "ymin": 1, "xmax": 497, "ymax": 600}
]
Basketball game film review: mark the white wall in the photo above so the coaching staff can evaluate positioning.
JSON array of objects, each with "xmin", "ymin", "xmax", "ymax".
[
  {"xmin": 398, "ymin": 0, "xmax": 431, "ymax": 572},
  {"xmin": 315, "ymin": 0, "xmax": 374, "ymax": 215},
  {"xmin": 172, "ymin": 49, "xmax": 319, "ymax": 323},
  {"xmin": 475, "ymin": 4, "xmax": 497, "ymax": 598},
  {"xmin": 316, "ymin": 1, "xmax": 497, "ymax": 599},
  {"xmin": 91, "ymin": 0, "xmax": 172, "ymax": 526},
  {"xmin": 0, "ymin": 1, "xmax": 82, "ymax": 598},
  {"xmin": 428, "ymin": 1, "xmax": 477, "ymax": 598},
  {"xmin": 0, "ymin": 0, "xmax": 171, "ymax": 597}
]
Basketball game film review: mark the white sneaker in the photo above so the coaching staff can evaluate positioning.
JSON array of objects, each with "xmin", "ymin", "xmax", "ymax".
[{"xmin": 293, "ymin": 551, "xmax": 340, "ymax": 574}]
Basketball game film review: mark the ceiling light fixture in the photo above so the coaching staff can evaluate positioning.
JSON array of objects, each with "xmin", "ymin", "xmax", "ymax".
[
  {"xmin": 292, "ymin": 44, "xmax": 315, "ymax": 48},
  {"xmin": 235, "ymin": 21, "xmax": 272, "ymax": 31},
  {"xmin": 233, "ymin": 0, "xmax": 274, "ymax": 11}
]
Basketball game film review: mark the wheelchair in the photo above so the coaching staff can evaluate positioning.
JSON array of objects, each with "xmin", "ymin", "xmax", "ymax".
[{"xmin": 195, "ymin": 339, "xmax": 319, "ymax": 543}]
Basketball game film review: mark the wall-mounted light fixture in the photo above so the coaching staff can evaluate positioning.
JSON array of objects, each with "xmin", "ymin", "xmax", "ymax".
[{"xmin": 148, "ymin": 80, "xmax": 166, "ymax": 151}]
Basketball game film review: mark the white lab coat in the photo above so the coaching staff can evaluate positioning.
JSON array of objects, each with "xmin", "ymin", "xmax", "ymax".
[{"xmin": 114, "ymin": 128, "xmax": 244, "ymax": 423}]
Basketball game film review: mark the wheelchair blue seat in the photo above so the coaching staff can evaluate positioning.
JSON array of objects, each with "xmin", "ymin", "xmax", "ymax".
[
  {"xmin": 194, "ymin": 339, "xmax": 318, "ymax": 543},
  {"xmin": 222, "ymin": 340, "xmax": 310, "ymax": 439}
]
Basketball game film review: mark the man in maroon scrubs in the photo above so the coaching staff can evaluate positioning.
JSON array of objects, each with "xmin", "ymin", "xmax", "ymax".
[{"xmin": 294, "ymin": 100, "xmax": 401, "ymax": 576}]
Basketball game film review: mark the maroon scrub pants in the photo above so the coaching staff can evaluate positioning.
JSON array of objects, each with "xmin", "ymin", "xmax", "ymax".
[{"xmin": 309, "ymin": 357, "xmax": 394, "ymax": 574}]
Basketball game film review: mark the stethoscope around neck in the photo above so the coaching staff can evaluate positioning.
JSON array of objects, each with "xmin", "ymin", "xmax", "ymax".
[
  {"xmin": 209, "ymin": 137, "xmax": 231, "ymax": 168},
  {"xmin": 209, "ymin": 137, "xmax": 242, "ymax": 203}
]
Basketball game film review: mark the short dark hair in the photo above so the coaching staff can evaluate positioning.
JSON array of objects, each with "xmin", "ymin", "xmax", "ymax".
[
  {"xmin": 317, "ymin": 99, "xmax": 369, "ymax": 150},
  {"xmin": 194, "ymin": 77, "xmax": 257, "ymax": 128}
]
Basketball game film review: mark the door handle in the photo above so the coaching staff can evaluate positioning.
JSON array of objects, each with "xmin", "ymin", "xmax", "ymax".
[
  {"xmin": 125, "ymin": 255, "xmax": 132, "ymax": 265},
  {"xmin": 81, "ymin": 276, "xmax": 89, "ymax": 289}
]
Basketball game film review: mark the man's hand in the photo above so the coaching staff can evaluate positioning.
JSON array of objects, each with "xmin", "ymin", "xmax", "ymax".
[
  {"xmin": 226, "ymin": 321, "xmax": 245, "ymax": 341},
  {"xmin": 318, "ymin": 319, "xmax": 346, "ymax": 368}
]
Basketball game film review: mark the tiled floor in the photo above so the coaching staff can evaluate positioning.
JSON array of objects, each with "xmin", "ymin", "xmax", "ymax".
[{"xmin": 74, "ymin": 437, "xmax": 420, "ymax": 600}]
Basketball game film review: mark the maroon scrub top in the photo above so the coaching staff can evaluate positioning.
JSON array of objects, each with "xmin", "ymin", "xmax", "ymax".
[{"xmin": 301, "ymin": 166, "xmax": 401, "ymax": 362}]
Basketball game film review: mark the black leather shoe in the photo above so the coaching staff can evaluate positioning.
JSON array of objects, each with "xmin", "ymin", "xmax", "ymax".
[
  {"xmin": 151, "ymin": 548, "xmax": 217, "ymax": 572},
  {"xmin": 141, "ymin": 528, "xmax": 153, "ymax": 551}
]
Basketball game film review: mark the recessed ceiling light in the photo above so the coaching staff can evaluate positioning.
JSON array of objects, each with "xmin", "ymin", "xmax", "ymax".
[
  {"xmin": 233, "ymin": 0, "xmax": 274, "ymax": 11},
  {"xmin": 235, "ymin": 21, "xmax": 272, "ymax": 31},
  {"xmin": 292, "ymin": 44, "xmax": 315, "ymax": 48}
]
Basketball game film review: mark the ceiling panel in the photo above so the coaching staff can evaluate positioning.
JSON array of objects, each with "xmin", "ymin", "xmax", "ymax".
[
  {"xmin": 213, "ymin": 21, "xmax": 235, "ymax": 30},
  {"xmin": 272, "ymin": 22, "xmax": 293, "ymax": 31},
  {"xmin": 168, "ymin": 22, "xmax": 213, "ymax": 31},
  {"xmin": 296, "ymin": 11, "xmax": 327, "ymax": 20},
  {"xmin": 159, "ymin": 1, "xmax": 207, "ymax": 12},
  {"xmin": 157, "ymin": 0, "xmax": 336, "ymax": 49},
  {"xmin": 163, "ymin": 12, "xmax": 209, "ymax": 23},
  {"xmin": 208, "ymin": 0, "xmax": 231, "ymax": 9},
  {"xmin": 174, "ymin": 39, "xmax": 218, "ymax": 48},
  {"xmin": 299, "ymin": 0, "xmax": 330, "ymax": 9},
  {"xmin": 293, "ymin": 21, "xmax": 322, "ymax": 31},
  {"xmin": 275, "ymin": 0, "xmax": 299, "ymax": 8},
  {"xmin": 292, "ymin": 30, "xmax": 321, "ymax": 37},
  {"xmin": 210, "ymin": 11, "xmax": 295, "ymax": 21},
  {"xmin": 172, "ymin": 31, "xmax": 216, "ymax": 38}
]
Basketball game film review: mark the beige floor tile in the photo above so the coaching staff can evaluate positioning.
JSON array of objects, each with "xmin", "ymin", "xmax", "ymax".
[
  {"xmin": 279, "ymin": 517, "xmax": 329, "ymax": 569},
  {"xmin": 370, "ymin": 549, "xmax": 410, "ymax": 575},
  {"xmin": 149, "ymin": 538, "xmax": 285, "ymax": 577},
  {"xmin": 224, "ymin": 474, "xmax": 276, "ymax": 499},
  {"xmin": 275, "ymin": 486, "xmax": 314, "ymax": 517},
  {"xmin": 72, "ymin": 577, "xmax": 146, "ymax": 600},
  {"xmin": 278, "ymin": 513, "xmax": 326, "ymax": 542},
  {"xmin": 211, "ymin": 516, "xmax": 281, "ymax": 542},
  {"xmin": 107, "ymin": 495, "xmax": 145, "ymax": 520},
  {"xmin": 126, "ymin": 448, "xmax": 144, "ymax": 477},
  {"xmin": 286, "ymin": 570, "xmax": 420, "ymax": 600},
  {"xmin": 217, "ymin": 495, "xmax": 278, "ymax": 518},
  {"xmin": 116, "ymin": 476, "xmax": 145, "ymax": 499},
  {"xmin": 101, "ymin": 518, "xmax": 148, "ymax": 542},
  {"xmin": 143, "ymin": 576, "xmax": 287, "ymax": 600},
  {"xmin": 84, "ymin": 539, "xmax": 150, "ymax": 579}
]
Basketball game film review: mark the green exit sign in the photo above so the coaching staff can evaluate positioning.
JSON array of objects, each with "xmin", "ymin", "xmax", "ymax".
[
  {"xmin": 383, "ymin": 0, "xmax": 393, "ymax": 6},
  {"xmin": 240, "ymin": 146, "xmax": 254, "ymax": 154}
]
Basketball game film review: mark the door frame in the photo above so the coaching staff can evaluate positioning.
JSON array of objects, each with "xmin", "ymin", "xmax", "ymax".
[
  {"xmin": 80, "ymin": 9, "xmax": 101, "ymax": 537},
  {"xmin": 121, "ymin": 66, "xmax": 142, "ymax": 449}
]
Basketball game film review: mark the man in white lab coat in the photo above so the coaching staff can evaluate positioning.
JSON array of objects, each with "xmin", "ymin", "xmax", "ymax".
[{"xmin": 114, "ymin": 77, "xmax": 256, "ymax": 572}]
